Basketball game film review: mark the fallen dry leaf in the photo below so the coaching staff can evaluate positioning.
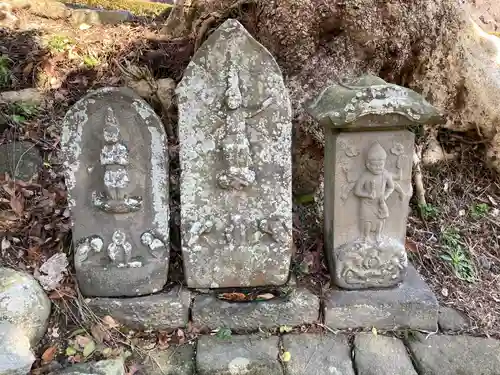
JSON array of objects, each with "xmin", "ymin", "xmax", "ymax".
[
  {"xmin": 91, "ymin": 324, "xmax": 111, "ymax": 344},
  {"xmin": 10, "ymin": 193, "xmax": 24, "ymax": 216},
  {"xmin": 102, "ymin": 315, "xmax": 119, "ymax": 329},
  {"xmin": 218, "ymin": 292, "xmax": 248, "ymax": 302},
  {"xmin": 75, "ymin": 335, "xmax": 92, "ymax": 348},
  {"xmin": 41, "ymin": 346, "xmax": 57, "ymax": 362},
  {"xmin": 256, "ymin": 293, "xmax": 275, "ymax": 301}
]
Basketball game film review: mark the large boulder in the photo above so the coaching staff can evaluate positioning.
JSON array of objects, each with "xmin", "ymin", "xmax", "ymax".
[
  {"xmin": 0, "ymin": 322, "xmax": 35, "ymax": 375},
  {"xmin": 0, "ymin": 267, "xmax": 51, "ymax": 345}
]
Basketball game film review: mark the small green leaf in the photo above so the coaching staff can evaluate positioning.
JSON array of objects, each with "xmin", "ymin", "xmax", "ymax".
[
  {"xmin": 65, "ymin": 346, "xmax": 77, "ymax": 356},
  {"xmin": 215, "ymin": 327, "xmax": 232, "ymax": 340},
  {"xmin": 281, "ymin": 351, "xmax": 291, "ymax": 362},
  {"xmin": 83, "ymin": 340, "xmax": 96, "ymax": 357},
  {"xmin": 279, "ymin": 325, "xmax": 293, "ymax": 334},
  {"xmin": 69, "ymin": 328, "xmax": 87, "ymax": 337},
  {"xmin": 11, "ymin": 114, "xmax": 25, "ymax": 123},
  {"xmin": 295, "ymin": 193, "xmax": 315, "ymax": 204}
]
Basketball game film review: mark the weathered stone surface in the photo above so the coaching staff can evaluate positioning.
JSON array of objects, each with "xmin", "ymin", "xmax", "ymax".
[
  {"xmin": 140, "ymin": 344, "xmax": 195, "ymax": 375},
  {"xmin": 0, "ymin": 142, "xmax": 42, "ymax": 181},
  {"xmin": 196, "ymin": 335, "xmax": 281, "ymax": 375},
  {"xmin": 408, "ymin": 334, "xmax": 500, "ymax": 375},
  {"xmin": 0, "ymin": 267, "xmax": 51, "ymax": 345},
  {"xmin": 5, "ymin": 0, "xmax": 71, "ymax": 19},
  {"xmin": 48, "ymin": 359, "xmax": 125, "ymax": 375},
  {"xmin": 176, "ymin": 19, "xmax": 293, "ymax": 288},
  {"xmin": 282, "ymin": 333, "xmax": 354, "ymax": 375},
  {"xmin": 354, "ymin": 333, "xmax": 417, "ymax": 375},
  {"xmin": 0, "ymin": 323, "xmax": 34, "ymax": 375},
  {"xmin": 34, "ymin": 253, "xmax": 69, "ymax": 292},
  {"xmin": 61, "ymin": 87, "xmax": 170, "ymax": 297},
  {"xmin": 307, "ymin": 75, "xmax": 443, "ymax": 290},
  {"xmin": 87, "ymin": 286, "xmax": 190, "ymax": 330},
  {"xmin": 324, "ymin": 265, "xmax": 438, "ymax": 331},
  {"xmin": 0, "ymin": 89, "xmax": 43, "ymax": 105},
  {"xmin": 438, "ymin": 306, "xmax": 469, "ymax": 331},
  {"xmin": 71, "ymin": 9, "xmax": 133, "ymax": 25},
  {"xmin": 192, "ymin": 288, "xmax": 319, "ymax": 330}
]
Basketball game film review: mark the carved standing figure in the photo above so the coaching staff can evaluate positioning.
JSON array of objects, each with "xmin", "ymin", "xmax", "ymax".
[
  {"xmin": 354, "ymin": 142, "xmax": 395, "ymax": 243},
  {"xmin": 92, "ymin": 107, "xmax": 142, "ymax": 213}
]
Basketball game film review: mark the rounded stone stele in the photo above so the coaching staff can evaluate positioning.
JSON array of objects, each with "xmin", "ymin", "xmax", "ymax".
[{"xmin": 0, "ymin": 267, "xmax": 51, "ymax": 345}]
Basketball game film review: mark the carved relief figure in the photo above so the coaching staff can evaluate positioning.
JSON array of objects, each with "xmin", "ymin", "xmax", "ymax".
[
  {"xmin": 216, "ymin": 65, "xmax": 273, "ymax": 190},
  {"xmin": 334, "ymin": 140, "xmax": 409, "ymax": 289},
  {"xmin": 92, "ymin": 108, "xmax": 143, "ymax": 213},
  {"xmin": 353, "ymin": 142, "xmax": 395, "ymax": 243}
]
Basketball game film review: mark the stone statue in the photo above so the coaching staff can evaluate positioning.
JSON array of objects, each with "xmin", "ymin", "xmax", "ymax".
[
  {"xmin": 306, "ymin": 74, "xmax": 444, "ymax": 290},
  {"xmin": 177, "ymin": 19, "xmax": 293, "ymax": 288},
  {"xmin": 353, "ymin": 142, "xmax": 395, "ymax": 243},
  {"xmin": 92, "ymin": 107, "xmax": 142, "ymax": 213},
  {"xmin": 61, "ymin": 87, "xmax": 170, "ymax": 297}
]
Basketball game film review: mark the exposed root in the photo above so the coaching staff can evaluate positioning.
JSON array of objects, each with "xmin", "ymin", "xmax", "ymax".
[
  {"xmin": 413, "ymin": 143, "xmax": 426, "ymax": 207},
  {"xmin": 191, "ymin": 0, "xmax": 257, "ymax": 51}
]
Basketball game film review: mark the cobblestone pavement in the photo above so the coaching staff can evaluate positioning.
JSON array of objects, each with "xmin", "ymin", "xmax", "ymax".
[{"xmin": 142, "ymin": 332, "xmax": 500, "ymax": 375}]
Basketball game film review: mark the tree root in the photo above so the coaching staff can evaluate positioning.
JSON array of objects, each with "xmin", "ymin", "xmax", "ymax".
[
  {"xmin": 413, "ymin": 143, "xmax": 426, "ymax": 207},
  {"xmin": 191, "ymin": 0, "xmax": 257, "ymax": 51}
]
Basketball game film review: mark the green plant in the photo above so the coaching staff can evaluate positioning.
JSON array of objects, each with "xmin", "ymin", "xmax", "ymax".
[
  {"xmin": 0, "ymin": 55, "xmax": 12, "ymax": 88},
  {"xmin": 83, "ymin": 54, "xmax": 100, "ymax": 69},
  {"xmin": 215, "ymin": 327, "xmax": 232, "ymax": 340},
  {"xmin": 47, "ymin": 35, "xmax": 73, "ymax": 53},
  {"xmin": 470, "ymin": 203, "xmax": 489, "ymax": 219},
  {"xmin": 9, "ymin": 102, "xmax": 38, "ymax": 124},
  {"xmin": 418, "ymin": 203, "xmax": 439, "ymax": 220},
  {"xmin": 440, "ymin": 228, "xmax": 476, "ymax": 283}
]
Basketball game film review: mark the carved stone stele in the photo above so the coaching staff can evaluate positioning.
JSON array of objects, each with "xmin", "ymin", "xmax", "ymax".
[
  {"xmin": 61, "ymin": 87, "xmax": 170, "ymax": 297},
  {"xmin": 307, "ymin": 75, "xmax": 444, "ymax": 289},
  {"xmin": 177, "ymin": 19, "xmax": 293, "ymax": 288}
]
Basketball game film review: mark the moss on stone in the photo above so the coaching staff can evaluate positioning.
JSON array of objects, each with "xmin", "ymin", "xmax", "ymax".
[{"xmin": 61, "ymin": 0, "xmax": 171, "ymax": 17}]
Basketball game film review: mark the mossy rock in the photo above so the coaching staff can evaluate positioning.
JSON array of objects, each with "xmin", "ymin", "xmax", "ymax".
[{"xmin": 61, "ymin": 0, "xmax": 172, "ymax": 17}]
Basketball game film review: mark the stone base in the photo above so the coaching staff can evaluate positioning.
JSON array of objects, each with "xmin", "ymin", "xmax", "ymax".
[
  {"xmin": 87, "ymin": 286, "xmax": 190, "ymax": 330},
  {"xmin": 324, "ymin": 265, "xmax": 438, "ymax": 331},
  {"xmin": 192, "ymin": 287, "xmax": 319, "ymax": 331}
]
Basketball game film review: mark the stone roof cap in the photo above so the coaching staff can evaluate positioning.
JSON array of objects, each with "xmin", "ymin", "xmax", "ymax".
[{"xmin": 306, "ymin": 75, "xmax": 445, "ymax": 129}]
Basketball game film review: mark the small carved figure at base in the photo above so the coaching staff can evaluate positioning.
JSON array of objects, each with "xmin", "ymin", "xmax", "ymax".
[
  {"xmin": 141, "ymin": 231, "xmax": 167, "ymax": 259},
  {"xmin": 107, "ymin": 229, "xmax": 136, "ymax": 268},
  {"xmin": 334, "ymin": 237, "xmax": 408, "ymax": 289},
  {"xmin": 258, "ymin": 218, "xmax": 289, "ymax": 244}
]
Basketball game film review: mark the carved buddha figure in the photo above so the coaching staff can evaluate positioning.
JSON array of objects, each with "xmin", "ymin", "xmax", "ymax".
[
  {"xmin": 92, "ymin": 108, "xmax": 142, "ymax": 213},
  {"xmin": 217, "ymin": 66, "xmax": 256, "ymax": 190},
  {"xmin": 353, "ymin": 142, "xmax": 395, "ymax": 243}
]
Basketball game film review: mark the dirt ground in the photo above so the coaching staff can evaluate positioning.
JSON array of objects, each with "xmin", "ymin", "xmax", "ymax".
[{"xmin": 1, "ymin": 6, "xmax": 500, "ymax": 373}]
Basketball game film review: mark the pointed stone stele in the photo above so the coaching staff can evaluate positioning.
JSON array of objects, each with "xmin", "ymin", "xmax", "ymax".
[
  {"xmin": 61, "ymin": 87, "xmax": 170, "ymax": 297},
  {"xmin": 177, "ymin": 19, "xmax": 293, "ymax": 288},
  {"xmin": 307, "ymin": 75, "xmax": 443, "ymax": 330}
]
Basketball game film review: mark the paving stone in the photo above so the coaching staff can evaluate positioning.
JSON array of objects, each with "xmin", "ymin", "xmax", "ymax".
[
  {"xmin": 192, "ymin": 288, "xmax": 319, "ymax": 330},
  {"xmin": 139, "ymin": 344, "xmax": 194, "ymax": 375},
  {"xmin": 0, "ymin": 88, "xmax": 43, "ymax": 105},
  {"xmin": 87, "ymin": 286, "xmax": 190, "ymax": 330},
  {"xmin": 0, "ymin": 142, "xmax": 42, "ymax": 182},
  {"xmin": 324, "ymin": 265, "xmax": 438, "ymax": 331},
  {"xmin": 407, "ymin": 334, "xmax": 500, "ymax": 375},
  {"xmin": 354, "ymin": 333, "xmax": 417, "ymax": 375},
  {"xmin": 196, "ymin": 335, "xmax": 281, "ymax": 375},
  {"xmin": 438, "ymin": 306, "xmax": 469, "ymax": 331},
  {"xmin": 282, "ymin": 333, "xmax": 354, "ymax": 375}
]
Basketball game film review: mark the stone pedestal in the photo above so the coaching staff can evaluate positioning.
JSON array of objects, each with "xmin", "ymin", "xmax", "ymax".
[{"xmin": 307, "ymin": 75, "xmax": 444, "ymax": 329}]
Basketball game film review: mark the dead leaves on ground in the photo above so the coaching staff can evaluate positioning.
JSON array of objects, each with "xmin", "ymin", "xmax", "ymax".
[{"xmin": 217, "ymin": 292, "xmax": 277, "ymax": 302}]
